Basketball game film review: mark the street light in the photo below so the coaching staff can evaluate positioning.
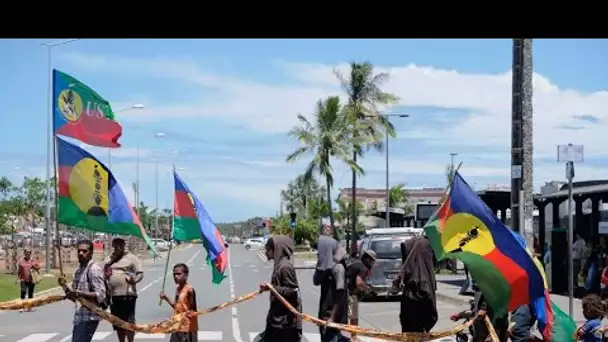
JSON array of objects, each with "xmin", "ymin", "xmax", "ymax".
[
  {"xmin": 365, "ymin": 113, "xmax": 409, "ymax": 228},
  {"xmin": 108, "ymin": 104, "xmax": 146, "ymax": 169},
  {"xmin": 42, "ymin": 38, "xmax": 79, "ymax": 274},
  {"xmin": 154, "ymin": 132, "xmax": 166, "ymax": 239}
]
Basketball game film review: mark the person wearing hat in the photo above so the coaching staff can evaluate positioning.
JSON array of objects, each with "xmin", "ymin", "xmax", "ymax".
[
  {"xmin": 105, "ymin": 237, "xmax": 144, "ymax": 342},
  {"xmin": 345, "ymin": 249, "xmax": 376, "ymax": 342}
]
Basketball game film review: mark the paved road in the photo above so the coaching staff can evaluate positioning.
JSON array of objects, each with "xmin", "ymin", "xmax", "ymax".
[{"xmin": 0, "ymin": 244, "xmax": 467, "ymax": 341}]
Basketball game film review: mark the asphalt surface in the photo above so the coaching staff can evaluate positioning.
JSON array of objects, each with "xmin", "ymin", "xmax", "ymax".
[{"xmin": 0, "ymin": 244, "xmax": 467, "ymax": 341}]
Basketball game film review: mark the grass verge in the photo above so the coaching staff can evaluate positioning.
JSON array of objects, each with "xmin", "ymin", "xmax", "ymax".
[{"xmin": 0, "ymin": 269, "xmax": 73, "ymax": 302}]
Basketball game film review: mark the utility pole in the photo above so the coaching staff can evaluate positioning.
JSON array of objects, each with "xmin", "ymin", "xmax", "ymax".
[
  {"xmin": 510, "ymin": 39, "xmax": 535, "ymax": 250},
  {"xmin": 449, "ymin": 153, "xmax": 458, "ymax": 181}
]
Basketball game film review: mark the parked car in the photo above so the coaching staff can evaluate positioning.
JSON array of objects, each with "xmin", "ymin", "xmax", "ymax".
[
  {"xmin": 358, "ymin": 227, "xmax": 422, "ymax": 299},
  {"xmin": 152, "ymin": 238, "xmax": 171, "ymax": 251},
  {"xmin": 244, "ymin": 237, "xmax": 265, "ymax": 250}
]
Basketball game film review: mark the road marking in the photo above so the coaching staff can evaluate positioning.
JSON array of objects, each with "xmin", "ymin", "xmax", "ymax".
[
  {"xmin": 303, "ymin": 332, "xmax": 321, "ymax": 342},
  {"xmin": 140, "ymin": 250, "xmax": 201, "ymax": 293},
  {"xmin": 249, "ymin": 332, "xmax": 260, "ymax": 342},
  {"xmin": 134, "ymin": 332, "xmax": 165, "ymax": 339},
  {"xmin": 227, "ymin": 248, "xmax": 245, "ymax": 342},
  {"xmin": 92, "ymin": 332, "xmax": 112, "ymax": 340},
  {"xmin": 16, "ymin": 333, "xmax": 58, "ymax": 342},
  {"xmin": 197, "ymin": 330, "xmax": 222, "ymax": 340}
]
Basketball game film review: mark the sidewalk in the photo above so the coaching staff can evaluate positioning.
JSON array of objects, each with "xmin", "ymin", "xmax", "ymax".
[{"xmin": 435, "ymin": 274, "xmax": 585, "ymax": 324}]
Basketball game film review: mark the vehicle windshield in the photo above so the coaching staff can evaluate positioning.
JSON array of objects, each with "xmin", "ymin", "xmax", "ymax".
[{"xmin": 370, "ymin": 235, "xmax": 414, "ymax": 259}]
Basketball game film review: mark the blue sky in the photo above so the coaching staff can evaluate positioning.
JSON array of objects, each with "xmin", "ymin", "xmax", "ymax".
[{"xmin": 1, "ymin": 39, "xmax": 607, "ymax": 222}]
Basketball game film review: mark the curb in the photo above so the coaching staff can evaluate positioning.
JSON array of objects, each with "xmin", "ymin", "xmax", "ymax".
[{"xmin": 435, "ymin": 291, "xmax": 471, "ymax": 307}]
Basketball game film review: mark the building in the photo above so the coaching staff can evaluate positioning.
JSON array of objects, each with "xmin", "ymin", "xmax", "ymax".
[{"xmin": 336, "ymin": 187, "xmax": 445, "ymax": 228}]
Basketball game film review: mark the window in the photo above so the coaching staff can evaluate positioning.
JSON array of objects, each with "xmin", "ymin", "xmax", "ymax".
[{"xmin": 370, "ymin": 236, "xmax": 409, "ymax": 259}]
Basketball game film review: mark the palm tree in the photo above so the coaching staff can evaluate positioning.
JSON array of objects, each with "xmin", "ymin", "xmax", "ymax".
[
  {"xmin": 335, "ymin": 62, "xmax": 399, "ymax": 251},
  {"xmin": 335, "ymin": 197, "xmax": 364, "ymax": 229},
  {"xmin": 0, "ymin": 177, "xmax": 12, "ymax": 200},
  {"xmin": 286, "ymin": 96, "xmax": 362, "ymax": 240},
  {"xmin": 389, "ymin": 184, "xmax": 413, "ymax": 215}
]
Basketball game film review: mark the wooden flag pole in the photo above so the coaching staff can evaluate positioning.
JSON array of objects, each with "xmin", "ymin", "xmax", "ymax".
[{"xmin": 159, "ymin": 165, "xmax": 176, "ymax": 306}]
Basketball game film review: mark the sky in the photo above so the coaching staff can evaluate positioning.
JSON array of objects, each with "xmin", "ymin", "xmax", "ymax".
[{"xmin": 1, "ymin": 39, "xmax": 607, "ymax": 222}]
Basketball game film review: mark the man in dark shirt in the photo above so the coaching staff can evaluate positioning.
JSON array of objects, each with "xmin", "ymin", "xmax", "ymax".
[
  {"xmin": 320, "ymin": 247, "xmax": 349, "ymax": 342},
  {"xmin": 346, "ymin": 250, "xmax": 376, "ymax": 342}
]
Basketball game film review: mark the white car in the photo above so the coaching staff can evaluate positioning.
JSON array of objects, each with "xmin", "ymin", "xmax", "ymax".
[
  {"xmin": 152, "ymin": 239, "xmax": 171, "ymax": 251},
  {"xmin": 244, "ymin": 238, "xmax": 265, "ymax": 250}
]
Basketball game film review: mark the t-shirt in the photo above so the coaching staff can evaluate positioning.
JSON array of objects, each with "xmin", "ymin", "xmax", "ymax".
[
  {"xmin": 316, "ymin": 235, "xmax": 339, "ymax": 271},
  {"xmin": 105, "ymin": 252, "xmax": 143, "ymax": 297},
  {"xmin": 580, "ymin": 318, "xmax": 602, "ymax": 342}
]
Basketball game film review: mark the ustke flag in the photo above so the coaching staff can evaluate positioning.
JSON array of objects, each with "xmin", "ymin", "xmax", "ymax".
[
  {"xmin": 53, "ymin": 69, "xmax": 123, "ymax": 148},
  {"xmin": 173, "ymin": 170, "xmax": 227, "ymax": 285},
  {"xmin": 57, "ymin": 136, "xmax": 155, "ymax": 251}
]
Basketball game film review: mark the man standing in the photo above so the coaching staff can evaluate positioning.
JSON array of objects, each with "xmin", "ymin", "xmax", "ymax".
[
  {"xmin": 319, "ymin": 247, "xmax": 349, "ymax": 342},
  {"xmin": 573, "ymin": 233, "xmax": 586, "ymax": 290},
  {"xmin": 313, "ymin": 226, "xmax": 339, "ymax": 336},
  {"xmin": 63, "ymin": 239, "xmax": 107, "ymax": 342},
  {"xmin": 346, "ymin": 250, "xmax": 376, "ymax": 342},
  {"xmin": 105, "ymin": 237, "xmax": 144, "ymax": 342}
]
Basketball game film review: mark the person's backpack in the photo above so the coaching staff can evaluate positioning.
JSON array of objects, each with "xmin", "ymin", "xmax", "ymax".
[
  {"xmin": 86, "ymin": 255, "xmax": 123, "ymax": 310},
  {"xmin": 86, "ymin": 263, "xmax": 112, "ymax": 310},
  {"xmin": 345, "ymin": 257, "xmax": 364, "ymax": 291}
]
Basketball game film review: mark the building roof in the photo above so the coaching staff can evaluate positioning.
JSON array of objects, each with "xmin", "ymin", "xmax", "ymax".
[{"xmin": 540, "ymin": 182, "xmax": 608, "ymax": 200}]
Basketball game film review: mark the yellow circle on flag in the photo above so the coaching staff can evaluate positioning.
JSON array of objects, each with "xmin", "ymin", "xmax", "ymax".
[
  {"xmin": 69, "ymin": 158, "xmax": 109, "ymax": 217},
  {"xmin": 441, "ymin": 213, "xmax": 495, "ymax": 256},
  {"xmin": 57, "ymin": 89, "xmax": 84, "ymax": 123}
]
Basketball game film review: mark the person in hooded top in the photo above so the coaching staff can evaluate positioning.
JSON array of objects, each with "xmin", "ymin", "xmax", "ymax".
[
  {"xmin": 391, "ymin": 236, "xmax": 438, "ymax": 333},
  {"xmin": 259, "ymin": 235, "xmax": 302, "ymax": 342}
]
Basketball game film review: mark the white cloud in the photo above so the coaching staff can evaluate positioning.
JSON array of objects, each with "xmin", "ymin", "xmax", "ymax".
[{"xmin": 54, "ymin": 51, "xmax": 608, "ymax": 218}]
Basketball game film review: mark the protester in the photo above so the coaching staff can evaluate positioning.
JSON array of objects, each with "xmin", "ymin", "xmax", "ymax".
[
  {"xmin": 17, "ymin": 247, "xmax": 40, "ymax": 311},
  {"xmin": 319, "ymin": 246, "xmax": 349, "ymax": 342},
  {"xmin": 345, "ymin": 249, "xmax": 376, "ymax": 342},
  {"xmin": 313, "ymin": 225, "xmax": 339, "ymax": 336},
  {"xmin": 258, "ymin": 235, "xmax": 302, "ymax": 342},
  {"xmin": 472, "ymin": 289, "xmax": 509, "ymax": 342},
  {"xmin": 391, "ymin": 236, "xmax": 438, "ymax": 333},
  {"xmin": 159, "ymin": 263, "xmax": 198, "ymax": 342},
  {"xmin": 576, "ymin": 294, "xmax": 605, "ymax": 342},
  {"xmin": 509, "ymin": 304, "xmax": 536, "ymax": 342},
  {"xmin": 583, "ymin": 241, "xmax": 601, "ymax": 295},
  {"xmin": 105, "ymin": 237, "xmax": 144, "ymax": 342},
  {"xmin": 63, "ymin": 239, "xmax": 107, "ymax": 342}
]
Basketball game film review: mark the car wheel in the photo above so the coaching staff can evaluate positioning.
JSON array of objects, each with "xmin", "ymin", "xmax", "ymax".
[{"xmin": 245, "ymin": 245, "xmax": 250, "ymax": 250}]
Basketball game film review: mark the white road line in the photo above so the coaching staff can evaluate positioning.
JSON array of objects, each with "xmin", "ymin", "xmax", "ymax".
[
  {"xmin": 197, "ymin": 330, "xmax": 222, "ymax": 340},
  {"xmin": 228, "ymin": 248, "xmax": 245, "ymax": 342},
  {"xmin": 303, "ymin": 332, "xmax": 321, "ymax": 342},
  {"xmin": 92, "ymin": 331, "xmax": 112, "ymax": 340},
  {"xmin": 249, "ymin": 332, "xmax": 260, "ymax": 342},
  {"xmin": 59, "ymin": 335, "xmax": 71, "ymax": 342},
  {"xmin": 16, "ymin": 333, "xmax": 58, "ymax": 342},
  {"xmin": 134, "ymin": 332, "xmax": 165, "ymax": 339},
  {"xmin": 140, "ymin": 250, "xmax": 202, "ymax": 293}
]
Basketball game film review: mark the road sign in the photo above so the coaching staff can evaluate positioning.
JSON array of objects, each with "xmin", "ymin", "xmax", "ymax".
[{"xmin": 557, "ymin": 144, "xmax": 584, "ymax": 163}]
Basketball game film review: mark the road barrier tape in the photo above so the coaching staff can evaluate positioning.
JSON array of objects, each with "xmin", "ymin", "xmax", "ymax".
[{"xmin": 0, "ymin": 284, "xmax": 500, "ymax": 341}]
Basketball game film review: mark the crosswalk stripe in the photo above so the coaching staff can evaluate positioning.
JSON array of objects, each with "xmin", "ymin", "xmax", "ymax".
[
  {"xmin": 134, "ymin": 332, "xmax": 166, "ymax": 339},
  {"xmin": 249, "ymin": 332, "xmax": 260, "ymax": 342},
  {"xmin": 302, "ymin": 332, "xmax": 320, "ymax": 342},
  {"xmin": 16, "ymin": 333, "xmax": 58, "ymax": 342},
  {"xmin": 93, "ymin": 332, "xmax": 113, "ymax": 340},
  {"xmin": 197, "ymin": 331, "xmax": 222, "ymax": 340}
]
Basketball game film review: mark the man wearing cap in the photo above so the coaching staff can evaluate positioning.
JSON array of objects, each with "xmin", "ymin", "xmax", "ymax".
[
  {"xmin": 346, "ymin": 249, "xmax": 376, "ymax": 342},
  {"xmin": 105, "ymin": 237, "xmax": 144, "ymax": 342}
]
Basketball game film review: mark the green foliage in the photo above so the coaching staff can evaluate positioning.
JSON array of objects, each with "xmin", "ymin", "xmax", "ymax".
[
  {"xmin": 270, "ymin": 214, "xmax": 319, "ymax": 245},
  {"xmin": 0, "ymin": 176, "xmax": 50, "ymax": 234}
]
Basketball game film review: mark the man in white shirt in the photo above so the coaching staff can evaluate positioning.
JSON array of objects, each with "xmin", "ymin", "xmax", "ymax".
[{"xmin": 573, "ymin": 233, "xmax": 586, "ymax": 289}]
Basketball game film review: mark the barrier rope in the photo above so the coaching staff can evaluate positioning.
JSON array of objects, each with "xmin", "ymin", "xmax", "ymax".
[{"xmin": 0, "ymin": 286, "xmax": 499, "ymax": 341}]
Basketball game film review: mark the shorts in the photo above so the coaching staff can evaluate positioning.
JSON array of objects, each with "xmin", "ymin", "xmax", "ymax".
[
  {"xmin": 348, "ymin": 294, "xmax": 359, "ymax": 322},
  {"xmin": 110, "ymin": 296, "xmax": 137, "ymax": 330}
]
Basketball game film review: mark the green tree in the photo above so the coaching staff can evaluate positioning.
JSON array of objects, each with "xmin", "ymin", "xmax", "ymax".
[
  {"xmin": 335, "ymin": 61, "xmax": 399, "ymax": 251},
  {"xmin": 286, "ymin": 96, "xmax": 361, "ymax": 241},
  {"xmin": 335, "ymin": 197, "xmax": 364, "ymax": 229},
  {"xmin": 280, "ymin": 174, "xmax": 325, "ymax": 217}
]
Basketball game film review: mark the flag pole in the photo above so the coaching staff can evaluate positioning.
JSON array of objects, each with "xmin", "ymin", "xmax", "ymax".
[{"xmin": 159, "ymin": 165, "xmax": 176, "ymax": 306}]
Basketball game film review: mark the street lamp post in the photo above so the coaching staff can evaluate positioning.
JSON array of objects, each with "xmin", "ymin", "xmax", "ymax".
[
  {"xmin": 365, "ymin": 113, "xmax": 409, "ymax": 228},
  {"xmin": 449, "ymin": 152, "xmax": 458, "ymax": 181},
  {"xmin": 42, "ymin": 38, "xmax": 79, "ymax": 274},
  {"xmin": 108, "ymin": 104, "xmax": 145, "ymax": 170},
  {"xmin": 154, "ymin": 132, "xmax": 166, "ymax": 239}
]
